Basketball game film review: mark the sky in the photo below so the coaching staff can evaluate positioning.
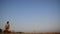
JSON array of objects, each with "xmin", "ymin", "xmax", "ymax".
[{"xmin": 0, "ymin": 0, "xmax": 60, "ymax": 32}]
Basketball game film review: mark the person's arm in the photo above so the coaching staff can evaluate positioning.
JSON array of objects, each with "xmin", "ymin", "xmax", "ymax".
[{"xmin": 8, "ymin": 24, "xmax": 10, "ymax": 29}]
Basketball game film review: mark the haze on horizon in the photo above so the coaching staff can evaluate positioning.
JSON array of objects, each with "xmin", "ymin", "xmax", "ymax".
[{"xmin": 0, "ymin": 0, "xmax": 60, "ymax": 32}]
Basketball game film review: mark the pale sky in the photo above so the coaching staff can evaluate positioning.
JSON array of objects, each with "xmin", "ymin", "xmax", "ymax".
[{"xmin": 0, "ymin": 0, "xmax": 60, "ymax": 32}]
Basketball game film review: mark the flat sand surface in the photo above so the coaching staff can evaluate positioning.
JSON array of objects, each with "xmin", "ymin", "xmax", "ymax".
[{"xmin": 0, "ymin": 32, "xmax": 60, "ymax": 34}]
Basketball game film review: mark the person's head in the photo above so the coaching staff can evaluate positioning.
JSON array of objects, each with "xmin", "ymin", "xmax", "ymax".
[{"xmin": 7, "ymin": 21, "xmax": 9, "ymax": 24}]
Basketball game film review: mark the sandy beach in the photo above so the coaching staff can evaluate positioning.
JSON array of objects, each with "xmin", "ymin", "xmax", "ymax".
[{"xmin": 0, "ymin": 32, "xmax": 60, "ymax": 34}]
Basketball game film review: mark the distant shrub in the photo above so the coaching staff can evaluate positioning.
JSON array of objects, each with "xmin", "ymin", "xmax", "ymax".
[{"xmin": 0, "ymin": 29, "xmax": 2, "ymax": 33}]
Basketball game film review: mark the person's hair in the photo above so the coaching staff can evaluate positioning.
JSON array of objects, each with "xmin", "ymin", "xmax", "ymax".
[{"xmin": 7, "ymin": 21, "xmax": 9, "ymax": 24}]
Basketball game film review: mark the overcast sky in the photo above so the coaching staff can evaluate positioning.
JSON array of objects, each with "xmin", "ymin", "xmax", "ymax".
[{"xmin": 0, "ymin": 0, "xmax": 60, "ymax": 32}]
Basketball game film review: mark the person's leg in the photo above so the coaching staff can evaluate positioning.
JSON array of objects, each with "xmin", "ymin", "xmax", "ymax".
[{"xmin": 5, "ymin": 28, "xmax": 8, "ymax": 34}]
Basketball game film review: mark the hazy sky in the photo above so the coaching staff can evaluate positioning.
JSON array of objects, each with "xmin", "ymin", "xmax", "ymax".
[{"xmin": 0, "ymin": 0, "xmax": 60, "ymax": 32}]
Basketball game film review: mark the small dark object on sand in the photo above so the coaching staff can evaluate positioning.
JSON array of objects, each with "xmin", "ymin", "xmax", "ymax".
[{"xmin": 17, "ymin": 32, "xmax": 24, "ymax": 34}]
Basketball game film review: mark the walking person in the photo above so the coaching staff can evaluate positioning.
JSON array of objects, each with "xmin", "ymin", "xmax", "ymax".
[{"xmin": 5, "ymin": 21, "xmax": 10, "ymax": 34}]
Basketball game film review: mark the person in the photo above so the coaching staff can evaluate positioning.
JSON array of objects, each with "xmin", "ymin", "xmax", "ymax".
[{"xmin": 5, "ymin": 21, "xmax": 10, "ymax": 33}]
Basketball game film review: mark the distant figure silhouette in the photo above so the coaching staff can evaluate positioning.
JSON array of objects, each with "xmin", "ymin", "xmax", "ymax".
[{"xmin": 5, "ymin": 21, "xmax": 10, "ymax": 33}]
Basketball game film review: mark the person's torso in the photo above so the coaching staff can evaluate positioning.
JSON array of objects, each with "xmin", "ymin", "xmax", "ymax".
[{"xmin": 5, "ymin": 24, "xmax": 10, "ymax": 28}]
